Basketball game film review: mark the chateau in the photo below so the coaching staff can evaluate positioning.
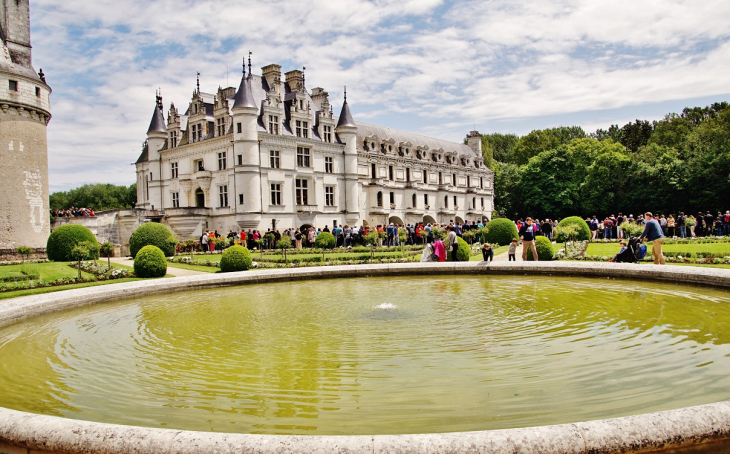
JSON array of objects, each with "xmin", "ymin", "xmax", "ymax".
[
  {"xmin": 0, "ymin": 0, "xmax": 51, "ymax": 251},
  {"xmin": 136, "ymin": 58, "xmax": 493, "ymax": 238}
]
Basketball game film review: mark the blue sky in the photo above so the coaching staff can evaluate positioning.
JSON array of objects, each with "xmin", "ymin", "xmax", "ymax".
[{"xmin": 29, "ymin": 0, "xmax": 730, "ymax": 192}]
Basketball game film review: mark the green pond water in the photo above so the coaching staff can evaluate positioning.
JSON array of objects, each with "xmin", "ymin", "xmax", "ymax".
[{"xmin": 1, "ymin": 275, "xmax": 730, "ymax": 435}]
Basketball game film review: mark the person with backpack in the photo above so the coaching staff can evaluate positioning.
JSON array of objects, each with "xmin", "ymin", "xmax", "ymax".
[
  {"xmin": 603, "ymin": 217, "xmax": 614, "ymax": 240},
  {"xmin": 676, "ymin": 212, "xmax": 686, "ymax": 238}
]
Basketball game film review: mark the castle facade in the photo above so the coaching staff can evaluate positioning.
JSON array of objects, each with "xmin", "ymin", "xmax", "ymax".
[{"xmin": 135, "ymin": 59, "xmax": 492, "ymax": 238}]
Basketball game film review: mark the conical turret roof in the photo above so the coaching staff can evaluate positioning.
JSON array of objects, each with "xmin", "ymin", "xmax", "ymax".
[
  {"xmin": 336, "ymin": 89, "xmax": 356, "ymax": 129},
  {"xmin": 233, "ymin": 71, "xmax": 257, "ymax": 110},
  {"xmin": 147, "ymin": 97, "xmax": 167, "ymax": 134}
]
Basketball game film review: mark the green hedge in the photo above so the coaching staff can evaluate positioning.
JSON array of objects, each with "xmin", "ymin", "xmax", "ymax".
[
  {"xmin": 47, "ymin": 224, "xmax": 99, "ymax": 262},
  {"xmin": 482, "ymin": 218, "xmax": 518, "ymax": 246},
  {"xmin": 133, "ymin": 245, "xmax": 167, "ymax": 278},
  {"xmin": 447, "ymin": 237, "xmax": 471, "ymax": 262},
  {"xmin": 220, "ymin": 245, "xmax": 253, "ymax": 272},
  {"xmin": 130, "ymin": 223, "xmax": 177, "ymax": 258},
  {"xmin": 555, "ymin": 216, "xmax": 591, "ymax": 242},
  {"xmin": 315, "ymin": 232, "xmax": 336, "ymax": 249},
  {"xmin": 526, "ymin": 236, "xmax": 554, "ymax": 261}
]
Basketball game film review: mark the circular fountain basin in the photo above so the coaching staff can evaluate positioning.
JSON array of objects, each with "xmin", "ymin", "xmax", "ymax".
[{"xmin": 2, "ymin": 262, "xmax": 730, "ymax": 453}]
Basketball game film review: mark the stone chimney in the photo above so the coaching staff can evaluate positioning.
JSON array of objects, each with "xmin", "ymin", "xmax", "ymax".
[
  {"xmin": 310, "ymin": 87, "xmax": 330, "ymax": 112},
  {"xmin": 467, "ymin": 130, "xmax": 482, "ymax": 155},
  {"xmin": 262, "ymin": 64, "xmax": 281, "ymax": 95},
  {"xmin": 285, "ymin": 69, "xmax": 304, "ymax": 92}
]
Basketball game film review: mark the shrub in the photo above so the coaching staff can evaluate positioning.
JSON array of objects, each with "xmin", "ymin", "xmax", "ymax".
[
  {"xmin": 315, "ymin": 232, "xmax": 336, "ymax": 249},
  {"xmin": 47, "ymin": 224, "xmax": 99, "ymax": 261},
  {"xmin": 554, "ymin": 217, "xmax": 590, "ymax": 242},
  {"xmin": 482, "ymin": 218, "xmax": 518, "ymax": 246},
  {"xmin": 130, "ymin": 223, "xmax": 177, "ymax": 258},
  {"xmin": 526, "ymin": 236, "xmax": 554, "ymax": 261},
  {"xmin": 133, "ymin": 245, "xmax": 167, "ymax": 278},
  {"xmin": 15, "ymin": 245, "xmax": 34, "ymax": 262},
  {"xmin": 220, "ymin": 245, "xmax": 253, "ymax": 272},
  {"xmin": 446, "ymin": 237, "xmax": 471, "ymax": 262}
]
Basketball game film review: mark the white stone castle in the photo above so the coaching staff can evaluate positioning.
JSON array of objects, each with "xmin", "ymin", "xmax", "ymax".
[{"xmin": 135, "ymin": 57, "xmax": 493, "ymax": 238}]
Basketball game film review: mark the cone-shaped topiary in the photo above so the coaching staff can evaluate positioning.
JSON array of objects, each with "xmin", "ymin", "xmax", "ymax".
[
  {"xmin": 46, "ymin": 224, "xmax": 99, "ymax": 262},
  {"xmin": 555, "ymin": 216, "xmax": 591, "ymax": 242},
  {"xmin": 220, "ymin": 245, "xmax": 253, "ymax": 272},
  {"xmin": 526, "ymin": 236, "xmax": 554, "ymax": 261},
  {"xmin": 129, "ymin": 223, "xmax": 177, "ymax": 258},
  {"xmin": 133, "ymin": 245, "xmax": 167, "ymax": 278},
  {"xmin": 447, "ymin": 236, "xmax": 471, "ymax": 262},
  {"xmin": 315, "ymin": 232, "xmax": 336, "ymax": 249},
  {"xmin": 482, "ymin": 218, "xmax": 519, "ymax": 247}
]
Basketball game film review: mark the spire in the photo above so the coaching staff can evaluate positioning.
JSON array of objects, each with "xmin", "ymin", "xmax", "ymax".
[
  {"xmin": 196, "ymin": 72, "xmax": 200, "ymax": 94},
  {"xmin": 302, "ymin": 66, "xmax": 306, "ymax": 89},
  {"xmin": 233, "ymin": 53, "xmax": 257, "ymax": 110},
  {"xmin": 242, "ymin": 56, "xmax": 246, "ymax": 78},
  {"xmin": 147, "ymin": 91, "xmax": 167, "ymax": 134},
  {"xmin": 336, "ymin": 86, "xmax": 356, "ymax": 129}
]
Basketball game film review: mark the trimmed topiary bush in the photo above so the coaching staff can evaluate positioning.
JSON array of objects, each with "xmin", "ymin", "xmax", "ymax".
[
  {"xmin": 133, "ymin": 245, "xmax": 167, "ymax": 278},
  {"xmin": 47, "ymin": 224, "xmax": 99, "ymax": 262},
  {"xmin": 482, "ymin": 218, "xmax": 519, "ymax": 246},
  {"xmin": 555, "ymin": 216, "xmax": 591, "ymax": 242},
  {"xmin": 526, "ymin": 236, "xmax": 554, "ymax": 261},
  {"xmin": 315, "ymin": 232, "xmax": 336, "ymax": 249},
  {"xmin": 220, "ymin": 245, "xmax": 253, "ymax": 272},
  {"xmin": 130, "ymin": 223, "xmax": 177, "ymax": 258},
  {"xmin": 447, "ymin": 236, "xmax": 471, "ymax": 262}
]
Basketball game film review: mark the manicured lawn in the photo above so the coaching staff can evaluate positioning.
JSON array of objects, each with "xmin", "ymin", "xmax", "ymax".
[
  {"xmin": 0, "ymin": 277, "xmax": 146, "ymax": 300},
  {"xmin": 470, "ymin": 245, "xmax": 509, "ymax": 260},
  {"xmin": 0, "ymin": 261, "xmax": 93, "ymax": 281},
  {"xmin": 586, "ymin": 242, "xmax": 730, "ymax": 257},
  {"xmin": 167, "ymin": 262, "xmax": 219, "ymax": 273}
]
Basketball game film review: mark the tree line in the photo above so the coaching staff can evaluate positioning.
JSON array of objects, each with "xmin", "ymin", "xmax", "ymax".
[
  {"xmin": 50, "ymin": 183, "xmax": 137, "ymax": 212},
  {"xmin": 481, "ymin": 102, "xmax": 730, "ymax": 220}
]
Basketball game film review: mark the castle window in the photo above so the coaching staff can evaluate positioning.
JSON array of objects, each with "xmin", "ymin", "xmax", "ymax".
[
  {"xmin": 194, "ymin": 104, "xmax": 198, "ymax": 114},
  {"xmin": 171, "ymin": 192, "xmax": 180, "ymax": 208},
  {"xmin": 195, "ymin": 159, "xmax": 204, "ymax": 171},
  {"xmin": 406, "ymin": 168, "xmax": 411, "ymax": 182},
  {"xmin": 237, "ymin": 155, "xmax": 243, "ymax": 166},
  {"xmin": 480, "ymin": 177, "xmax": 483, "ymax": 189},
  {"xmin": 376, "ymin": 191, "xmax": 383, "ymax": 207},
  {"xmin": 438, "ymin": 172, "xmax": 443, "ymax": 185},
  {"xmin": 423, "ymin": 170, "xmax": 428, "ymax": 184},
  {"xmin": 170, "ymin": 162, "xmax": 178, "ymax": 179},
  {"xmin": 239, "ymin": 194, "xmax": 244, "ymax": 205},
  {"xmin": 467, "ymin": 176, "xmax": 471, "ymax": 187},
  {"xmin": 270, "ymin": 150, "xmax": 280, "ymax": 169},
  {"xmin": 219, "ymin": 185, "xmax": 229, "ymax": 207},
  {"xmin": 325, "ymin": 186, "xmax": 335, "ymax": 207},
  {"xmin": 8, "ymin": 80, "xmax": 17, "ymax": 91},
  {"xmin": 424, "ymin": 194, "xmax": 429, "ymax": 206},
  {"xmin": 295, "ymin": 179, "xmax": 308, "ymax": 205},
  {"xmin": 296, "ymin": 147, "xmax": 310, "ymax": 167},
  {"xmin": 218, "ymin": 152, "xmax": 227, "ymax": 170},
  {"xmin": 371, "ymin": 163, "xmax": 376, "ymax": 178},
  {"xmin": 452, "ymin": 174, "xmax": 457, "ymax": 186},
  {"xmin": 325, "ymin": 156, "xmax": 333, "ymax": 174},
  {"xmin": 35, "ymin": 87, "xmax": 41, "ymax": 97},
  {"xmin": 295, "ymin": 120, "xmax": 302, "ymax": 137},
  {"xmin": 237, "ymin": 123, "xmax": 242, "ymax": 134},
  {"xmin": 453, "ymin": 195, "xmax": 457, "ymax": 207},
  {"xmin": 270, "ymin": 183, "xmax": 281, "ymax": 206},
  {"xmin": 412, "ymin": 193, "xmax": 416, "ymax": 208},
  {"xmin": 389, "ymin": 166, "xmax": 394, "ymax": 181},
  {"xmin": 268, "ymin": 115, "xmax": 279, "ymax": 134},
  {"xmin": 444, "ymin": 196, "xmax": 448, "ymax": 208},
  {"xmin": 389, "ymin": 192, "xmax": 395, "ymax": 205},
  {"xmin": 216, "ymin": 118, "xmax": 226, "ymax": 136},
  {"xmin": 170, "ymin": 131, "xmax": 177, "ymax": 148},
  {"xmin": 481, "ymin": 197, "xmax": 484, "ymax": 208},
  {"xmin": 323, "ymin": 125, "xmax": 332, "ymax": 143},
  {"xmin": 473, "ymin": 197, "xmax": 476, "ymax": 209},
  {"xmin": 302, "ymin": 121, "xmax": 308, "ymax": 139}
]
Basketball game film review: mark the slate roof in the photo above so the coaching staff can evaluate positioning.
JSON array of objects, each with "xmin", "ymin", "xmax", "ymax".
[
  {"xmin": 335, "ymin": 100, "xmax": 356, "ymax": 129},
  {"xmin": 146, "ymin": 105, "xmax": 167, "ymax": 134},
  {"xmin": 232, "ymin": 73, "xmax": 257, "ymax": 109},
  {"xmin": 352, "ymin": 121, "xmax": 478, "ymax": 159}
]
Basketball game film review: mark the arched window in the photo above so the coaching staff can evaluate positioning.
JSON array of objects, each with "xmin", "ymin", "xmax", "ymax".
[
  {"xmin": 377, "ymin": 191, "xmax": 383, "ymax": 207},
  {"xmin": 444, "ymin": 196, "xmax": 449, "ymax": 208},
  {"xmin": 412, "ymin": 193, "xmax": 417, "ymax": 208}
]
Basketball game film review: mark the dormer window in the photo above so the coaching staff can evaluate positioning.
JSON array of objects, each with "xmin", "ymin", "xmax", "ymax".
[
  {"xmin": 323, "ymin": 125, "xmax": 332, "ymax": 143},
  {"xmin": 268, "ymin": 115, "xmax": 279, "ymax": 135},
  {"xmin": 194, "ymin": 104, "xmax": 198, "ymax": 114}
]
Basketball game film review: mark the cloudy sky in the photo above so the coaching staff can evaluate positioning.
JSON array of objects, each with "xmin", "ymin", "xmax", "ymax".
[{"xmin": 30, "ymin": 0, "xmax": 730, "ymax": 192}]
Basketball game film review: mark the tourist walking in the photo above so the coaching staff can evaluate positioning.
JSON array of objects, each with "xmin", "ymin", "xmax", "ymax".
[
  {"xmin": 639, "ymin": 212, "xmax": 665, "ymax": 265},
  {"xmin": 519, "ymin": 217, "xmax": 539, "ymax": 261},
  {"xmin": 508, "ymin": 238, "xmax": 517, "ymax": 261},
  {"xmin": 446, "ymin": 225, "xmax": 459, "ymax": 261}
]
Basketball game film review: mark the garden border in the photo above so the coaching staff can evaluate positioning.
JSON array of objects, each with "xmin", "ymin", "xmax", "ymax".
[{"xmin": 2, "ymin": 261, "xmax": 730, "ymax": 454}]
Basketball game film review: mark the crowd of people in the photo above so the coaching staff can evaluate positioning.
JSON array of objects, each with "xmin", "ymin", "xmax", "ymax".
[
  {"xmin": 51, "ymin": 207, "xmax": 95, "ymax": 218},
  {"xmin": 585, "ymin": 211, "xmax": 730, "ymax": 240}
]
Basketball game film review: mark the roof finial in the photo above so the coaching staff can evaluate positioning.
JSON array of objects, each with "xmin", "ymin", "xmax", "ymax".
[
  {"xmin": 248, "ymin": 51, "xmax": 252, "ymax": 77},
  {"xmin": 242, "ymin": 56, "xmax": 246, "ymax": 76},
  {"xmin": 156, "ymin": 88, "xmax": 163, "ymax": 110},
  {"xmin": 302, "ymin": 66, "xmax": 306, "ymax": 88},
  {"xmin": 196, "ymin": 72, "xmax": 200, "ymax": 94},
  {"xmin": 344, "ymin": 85, "xmax": 347, "ymax": 102}
]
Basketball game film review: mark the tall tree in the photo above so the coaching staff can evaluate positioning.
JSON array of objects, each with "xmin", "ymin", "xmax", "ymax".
[{"xmin": 512, "ymin": 126, "xmax": 585, "ymax": 165}]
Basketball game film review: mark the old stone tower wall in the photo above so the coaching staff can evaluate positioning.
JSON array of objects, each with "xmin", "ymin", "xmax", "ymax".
[{"xmin": 0, "ymin": 0, "xmax": 52, "ymax": 252}]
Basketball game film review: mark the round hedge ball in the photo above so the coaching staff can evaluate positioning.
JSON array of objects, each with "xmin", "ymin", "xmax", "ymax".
[
  {"xmin": 314, "ymin": 231, "xmax": 336, "ymax": 249},
  {"xmin": 482, "ymin": 218, "xmax": 519, "ymax": 247},
  {"xmin": 133, "ymin": 245, "xmax": 167, "ymax": 278},
  {"xmin": 526, "ymin": 235, "xmax": 554, "ymax": 261},
  {"xmin": 220, "ymin": 245, "xmax": 253, "ymax": 272},
  {"xmin": 555, "ymin": 216, "xmax": 591, "ymax": 242},
  {"xmin": 447, "ymin": 236, "xmax": 471, "ymax": 262},
  {"xmin": 46, "ymin": 224, "xmax": 99, "ymax": 262},
  {"xmin": 129, "ymin": 223, "xmax": 177, "ymax": 258}
]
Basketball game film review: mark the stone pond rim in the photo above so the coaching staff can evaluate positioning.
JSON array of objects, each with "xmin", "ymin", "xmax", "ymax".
[{"xmin": 2, "ymin": 262, "xmax": 730, "ymax": 454}]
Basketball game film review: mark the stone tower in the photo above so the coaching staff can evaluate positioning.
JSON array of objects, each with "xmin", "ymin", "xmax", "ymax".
[{"xmin": 0, "ymin": 0, "xmax": 51, "ymax": 251}]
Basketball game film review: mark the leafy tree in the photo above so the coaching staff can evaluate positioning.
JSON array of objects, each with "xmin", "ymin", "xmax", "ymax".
[
  {"xmin": 620, "ymin": 120, "xmax": 653, "ymax": 152},
  {"xmin": 591, "ymin": 124, "xmax": 623, "ymax": 143},
  {"xmin": 580, "ymin": 151, "xmax": 633, "ymax": 215},
  {"xmin": 99, "ymin": 241, "xmax": 114, "ymax": 270},
  {"xmin": 513, "ymin": 126, "xmax": 585, "ymax": 165},
  {"xmin": 49, "ymin": 183, "xmax": 137, "ymax": 211},
  {"xmin": 492, "ymin": 161, "xmax": 522, "ymax": 219},
  {"xmin": 483, "ymin": 133, "xmax": 519, "ymax": 164},
  {"xmin": 70, "ymin": 241, "xmax": 100, "ymax": 279},
  {"xmin": 15, "ymin": 246, "xmax": 33, "ymax": 263}
]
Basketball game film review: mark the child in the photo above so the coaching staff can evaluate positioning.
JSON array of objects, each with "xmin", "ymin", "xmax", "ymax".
[
  {"xmin": 610, "ymin": 240, "xmax": 628, "ymax": 262},
  {"xmin": 508, "ymin": 238, "xmax": 518, "ymax": 261},
  {"xmin": 482, "ymin": 243, "xmax": 493, "ymax": 262}
]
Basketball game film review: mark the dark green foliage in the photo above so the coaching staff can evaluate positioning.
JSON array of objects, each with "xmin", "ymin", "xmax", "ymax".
[
  {"xmin": 512, "ymin": 126, "xmax": 586, "ymax": 165},
  {"xmin": 49, "ymin": 183, "xmax": 137, "ymax": 211},
  {"xmin": 526, "ymin": 236, "xmax": 554, "ymax": 261},
  {"xmin": 482, "ymin": 218, "xmax": 518, "ymax": 246},
  {"xmin": 15, "ymin": 246, "xmax": 33, "ymax": 262},
  {"xmin": 219, "ymin": 245, "xmax": 253, "ymax": 272},
  {"xmin": 455, "ymin": 237, "xmax": 470, "ymax": 262},
  {"xmin": 555, "ymin": 217, "xmax": 591, "ymax": 242},
  {"xmin": 315, "ymin": 232, "xmax": 336, "ymax": 249},
  {"xmin": 133, "ymin": 245, "xmax": 167, "ymax": 278},
  {"xmin": 129, "ymin": 223, "xmax": 177, "ymax": 258},
  {"xmin": 483, "ymin": 133, "xmax": 519, "ymax": 164},
  {"xmin": 47, "ymin": 224, "xmax": 99, "ymax": 261}
]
